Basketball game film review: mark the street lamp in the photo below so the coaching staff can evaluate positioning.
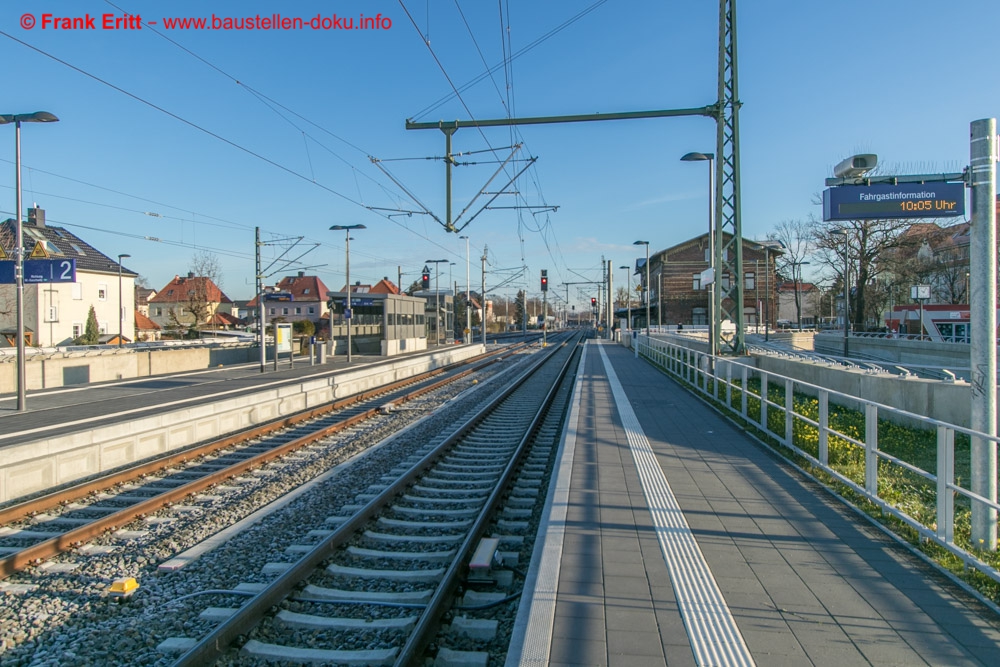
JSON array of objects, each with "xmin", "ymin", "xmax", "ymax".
[
  {"xmin": 619, "ymin": 265, "xmax": 631, "ymax": 331},
  {"xmin": 681, "ymin": 151, "xmax": 715, "ymax": 356},
  {"xmin": 426, "ymin": 259, "xmax": 448, "ymax": 345},
  {"xmin": 791, "ymin": 260, "xmax": 810, "ymax": 330},
  {"xmin": 0, "ymin": 111, "xmax": 60, "ymax": 412},
  {"xmin": 330, "ymin": 224, "xmax": 366, "ymax": 363},
  {"xmin": 633, "ymin": 241, "xmax": 650, "ymax": 336},
  {"xmin": 459, "ymin": 236, "xmax": 471, "ymax": 344},
  {"xmin": 831, "ymin": 229, "xmax": 849, "ymax": 356},
  {"xmin": 117, "ymin": 253, "xmax": 131, "ymax": 347}
]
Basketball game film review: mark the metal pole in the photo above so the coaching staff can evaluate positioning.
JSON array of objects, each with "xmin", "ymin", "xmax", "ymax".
[
  {"xmin": 764, "ymin": 248, "xmax": 770, "ymax": 342},
  {"xmin": 444, "ymin": 129, "xmax": 455, "ymax": 232},
  {"xmin": 755, "ymin": 259, "xmax": 760, "ymax": 333},
  {"xmin": 644, "ymin": 245, "xmax": 650, "ymax": 336},
  {"xmin": 970, "ymin": 117, "xmax": 997, "ymax": 550},
  {"xmin": 14, "ymin": 121, "xmax": 25, "ymax": 412},
  {"xmin": 435, "ymin": 266, "xmax": 440, "ymax": 345},
  {"xmin": 481, "ymin": 246, "xmax": 487, "ymax": 345},
  {"xmin": 708, "ymin": 154, "xmax": 716, "ymax": 356},
  {"xmin": 118, "ymin": 264, "xmax": 123, "ymax": 346},
  {"xmin": 843, "ymin": 244, "xmax": 849, "ymax": 357},
  {"xmin": 257, "ymin": 227, "xmax": 266, "ymax": 373},
  {"xmin": 463, "ymin": 237, "xmax": 470, "ymax": 344},
  {"xmin": 345, "ymin": 230, "xmax": 352, "ymax": 364}
]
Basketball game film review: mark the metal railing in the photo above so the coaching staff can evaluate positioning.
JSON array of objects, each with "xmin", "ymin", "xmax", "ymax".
[{"xmin": 635, "ymin": 334, "xmax": 1000, "ymax": 586}]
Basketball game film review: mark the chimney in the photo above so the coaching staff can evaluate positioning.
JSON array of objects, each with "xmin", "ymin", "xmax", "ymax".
[
  {"xmin": 27, "ymin": 207, "xmax": 45, "ymax": 227},
  {"xmin": 298, "ymin": 271, "xmax": 305, "ymax": 277},
  {"xmin": 187, "ymin": 271, "xmax": 195, "ymax": 279}
]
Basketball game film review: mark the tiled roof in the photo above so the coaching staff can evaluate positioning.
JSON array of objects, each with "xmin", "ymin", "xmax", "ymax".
[
  {"xmin": 370, "ymin": 278, "xmax": 400, "ymax": 294},
  {"xmin": 208, "ymin": 311, "xmax": 242, "ymax": 327},
  {"xmin": 0, "ymin": 217, "xmax": 138, "ymax": 275},
  {"xmin": 135, "ymin": 310, "xmax": 160, "ymax": 330},
  {"xmin": 135, "ymin": 287, "xmax": 156, "ymax": 306},
  {"xmin": 247, "ymin": 274, "xmax": 330, "ymax": 306},
  {"xmin": 150, "ymin": 275, "xmax": 232, "ymax": 304}
]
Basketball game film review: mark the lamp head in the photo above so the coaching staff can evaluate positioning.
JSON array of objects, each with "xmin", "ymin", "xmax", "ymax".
[{"xmin": 681, "ymin": 152, "xmax": 714, "ymax": 162}]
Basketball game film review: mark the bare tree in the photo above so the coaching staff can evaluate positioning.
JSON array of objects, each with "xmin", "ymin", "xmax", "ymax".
[
  {"xmin": 168, "ymin": 251, "xmax": 225, "ymax": 333},
  {"xmin": 768, "ymin": 219, "xmax": 812, "ymax": 327}
]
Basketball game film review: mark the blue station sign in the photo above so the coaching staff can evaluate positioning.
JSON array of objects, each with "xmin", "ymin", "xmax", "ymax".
[
  {"xmin": 823, "ymin": 182, "xmax": 965, "ymax": 221},
  {"xmin": 0, "ymin": 258, "xmax": 77, "ymax": 284}
]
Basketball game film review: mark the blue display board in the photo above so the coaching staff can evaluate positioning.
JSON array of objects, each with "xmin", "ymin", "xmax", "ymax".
[
  {"xmin": 823, "ymin": 182, "xmax": 965, "ymax": 221},
  {"xmin": 0, "ymin": 258, "xmax": 77, "ymax": 284}
]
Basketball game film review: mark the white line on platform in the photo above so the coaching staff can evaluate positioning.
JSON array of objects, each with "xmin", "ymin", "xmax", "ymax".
[
  {"xmin": 597, "ymin": 341, "xmax": 755, "ymax": 667},
  {"xmin": 506, "ymin": 342, "xmax": 588, "ymax": 667}
]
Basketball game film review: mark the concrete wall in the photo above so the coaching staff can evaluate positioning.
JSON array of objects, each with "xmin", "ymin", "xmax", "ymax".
[
  {"xmin": 814, "ymin": 332, "xmax": 975, "ymax": 369},
  {"xmin": 0, "ymin": 343, "xmax": 258, "ymax": 393},
  {"xmin": 0, "ymin": 344, "xmax": 485, "ymax": 504},
  {"xmin": 628, "ymin": 333, "xmax": 970, "ymax": 429},
  {"xmin": 748, "ymin": 355, "xmax": 970, "ymax": 429}
]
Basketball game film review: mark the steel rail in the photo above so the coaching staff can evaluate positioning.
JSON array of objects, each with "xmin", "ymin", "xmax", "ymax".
[
  {"xmin": 0, "ymin": 343, "xmax": 531, "ymax": 579},
  {"xmin": 171, "ymin": 333, "xmax": 580, "ymax": 667},
  {"xmin": 396, "ymin": 337, "xmax": 580, "ymax": 665}
]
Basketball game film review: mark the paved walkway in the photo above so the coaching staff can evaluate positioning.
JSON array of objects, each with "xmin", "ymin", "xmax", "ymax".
[{"xmin": 510, "ymin": 340, "xmax": 1000, "ymax": 666}]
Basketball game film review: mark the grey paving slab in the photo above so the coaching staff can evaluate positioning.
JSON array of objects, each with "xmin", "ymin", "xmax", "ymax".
[{"xmin": 541, "ymin": 341, "xmax": 1000, "ymax": 667}]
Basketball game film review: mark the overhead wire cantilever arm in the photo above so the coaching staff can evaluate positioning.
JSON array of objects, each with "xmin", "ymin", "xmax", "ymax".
[
  {"xmin": 456, "ymin": 157, "xmax": 538, "ymax": 232},
  {"xmin": 451, "ymin": 144, "xmax": 522, "ymax": 226},
  {"xmin": 369, "ymin": 156, "xmax": 444, "ymax": 226},
  {"xmin": 261, "ymin": 236, "xmax": 306, "ymax": 276}
]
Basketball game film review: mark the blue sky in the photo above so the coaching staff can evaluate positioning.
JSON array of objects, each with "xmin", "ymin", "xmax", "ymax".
[{"xmin": 1, "ymin": 0, "xmax": 997, "ymax": 307}]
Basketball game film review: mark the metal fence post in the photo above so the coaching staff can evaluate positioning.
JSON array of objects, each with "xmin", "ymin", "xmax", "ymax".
[
  {"xmin": 741, "ymin": 365, "xmax": 748, "ymax": 417},
  {"xmin": 865, "ymin": 403, "xmax": 879, "ymax": 496},
  {"xmin": 785, "ymin": 378, "xmax": 794, "ymax": 447},
  {"xmin": 936, "ymin": 425, "xmax": 955, "ymax": 544},
  {"xmin": 819, "ymin": 390, "xmax": 829, "ymax": 466},
  {"xmin": 760, "ymin": 371, "xmax": 768, "ymax": 430}
]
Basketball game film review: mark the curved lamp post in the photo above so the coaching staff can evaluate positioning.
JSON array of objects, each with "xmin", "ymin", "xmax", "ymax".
[
  {"xmin": 619, "ymin": 265, "xmax": 631, "ymax": 331},
  {"xmin": 330, "ymin": 224, "xmax": 366, "ymax": 363},
  {"xmin": 681, "ymin": 151, "xmax": 715, "ymax": 355},
  {"xmin": 831, "ymin": 229, "xmax": 849, "ymax": 356},
  {"xmin": 0, "ymin": 111, "xmax": 60, "ymax": 412},
  {"xmin": 117, "ymin": 253, "xmax": 131, "ymax": 347},
  {"xmin": 633, "ymin": 241, "xmax": 650, "ymax": 335}
]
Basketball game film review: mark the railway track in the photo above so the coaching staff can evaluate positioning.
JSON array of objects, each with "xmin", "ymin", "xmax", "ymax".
[
  {"xmin": 0, "ymin": 343, "xmax": 533, "ymax": 580},
  {"xmin": 166, "ymin": 332, "xmax": 583, "ymax": 666}
]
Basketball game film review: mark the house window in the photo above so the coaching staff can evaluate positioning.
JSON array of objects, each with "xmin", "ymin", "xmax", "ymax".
[
  {"xmin": 71, "ymin": 283, "xmax": 82, "ymax": 300},
  {"xmin": 45, "ymin": 306, "xmax": 58, "ymax": 322},
  {"xmin": 270, "ymin": 308, "xmax": 275, "ymax": 315},
  {"xmin": 98, "ymin": 321, "xmax": 108, "ymax": 334},
  {"xmin": 704, "ymin": 248, "xmax": 711, "ymax": 262},
  {"xmin": 295, "ymin": 307, "xmax": 301, "ymax": 315},
  {"xmin": 745, "ymin": 272, "xmax": 755, "ymax": 290},
  {"xmin": 721, "ymin": 273, "xmax": 731, "ymax": 291},
  {"xmin": 98, "ymin": 283, "xmax": 108, "ymax": 301},
  {"xmin": 303, "ymin": 288, "xmax": 310, "ymax": 294},
  {"xmin": 155, "ymin": 307, "xmax": 163, "ymax": 316},
  {"xmin": 308, "ymin": 306, "xmax": 315, "ymax": 314},
  {"xmin": 282, "ymin": 307, "xmax": 289, "ymax": 315},
  {"xmin": 692, "ymin": 273, "xmax": 702, "ymax": 291},
  {"xmin": 72, "ymin": 322, "xmax": 83, "ymax": 338},
  {"xmin": 692, "ymin": 307, "xmax": 707, "ymax": 325}
]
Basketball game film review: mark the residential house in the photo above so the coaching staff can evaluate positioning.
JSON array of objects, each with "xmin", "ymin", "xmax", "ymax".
[
  {"xmin": 247, "ymin": 272, "xmax": 332, "ymax": 329},
  {"xmin": 0, "ymin": 207, "xmax": 136, "ymax": 347},
  {"xmin": 148, "ymin": 273, "xmax": 233, "ymax": 333},
  {"xmin": 777, "ymin": 281, "xmax": 824, "ymax": 327},
  {"xmin": 640, "ymin": 232, "xmax": 782, "ymax": 328},
  {"xmin": 135, "ymin": 310, "xmax": 161, "ymax": 342},
  {"xmin": 135, "ymin": 286, "xmax": 156, "ymax": 317}
]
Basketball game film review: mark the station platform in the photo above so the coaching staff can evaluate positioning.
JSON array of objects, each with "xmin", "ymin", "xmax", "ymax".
[{"xmin": 508, "ymin": 340, "xmax": 1000, "ymax": 666}]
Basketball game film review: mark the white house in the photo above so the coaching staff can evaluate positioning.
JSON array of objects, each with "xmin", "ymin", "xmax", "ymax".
[{"xmin": 0, "ymin": 208, "xmax": 136, "ymax": 347}]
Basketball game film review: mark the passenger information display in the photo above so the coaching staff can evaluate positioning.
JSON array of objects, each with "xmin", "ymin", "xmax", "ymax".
[{"xmin": 823, "ymin": 182, "xmax": 965, "ymax": 221}]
